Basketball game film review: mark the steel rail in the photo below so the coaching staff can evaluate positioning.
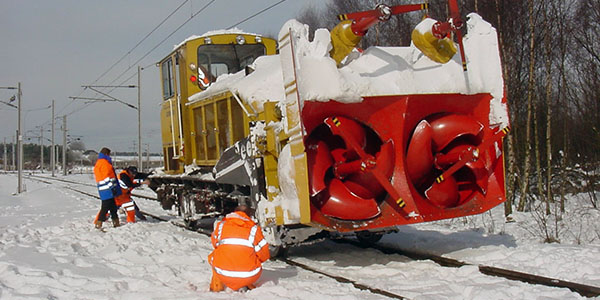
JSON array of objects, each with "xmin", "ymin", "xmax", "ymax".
[{"xmin": 335, "ymin": 239, "xmax": 600, "ymax": 298}]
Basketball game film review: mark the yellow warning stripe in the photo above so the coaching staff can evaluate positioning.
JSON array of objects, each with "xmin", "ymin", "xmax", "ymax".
[
  {"xmin": 502, "ymin": 127, "xmax": 511, "ymax": 135},
  {"xmin": 332, "ymin": 117, "xmax": 341, "ymax": 127},
  {"xmin": 421, "ymin": 3, "xmax": 429, "ymax": 10},
  {"xmin": 337, "ymin": 14, "xmax": 348, "ymax": 21},
  {"xmin": 278, "ymin": 32, "xmax": 290, "ymax": 43},
  {"xmin": 285, "ymin": 87, "xmax": 297, "ymax": 96},
  {"xmin": 284, "ymin": 80, "xmax": 296, "ymax": 90},
  {"xmin": 436, "ymin": 175, "xmax": 444, "ymax": 183},
  {"xmin": 396, "ymin": 198, "xmax": 406, "ymax": 208}
]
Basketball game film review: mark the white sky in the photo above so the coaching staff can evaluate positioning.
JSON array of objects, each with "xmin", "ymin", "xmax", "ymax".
[{"xmin": 0, "ymin": 0, "xmax": 324, "ymax": 153}]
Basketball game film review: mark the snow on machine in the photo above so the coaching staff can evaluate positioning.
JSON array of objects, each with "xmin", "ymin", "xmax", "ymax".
[{"xmin": 149, "ymin": 1, "xmax": 510, "ymax": 251}]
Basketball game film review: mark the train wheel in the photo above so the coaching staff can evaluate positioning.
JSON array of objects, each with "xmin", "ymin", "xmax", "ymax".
[
  {"xmin": 269, "ymin": 244, "xmax": 289, "ymax": 258},
  {"xmin": 355, "ymin": 230, "xmax": 384, "ymax": 245}
]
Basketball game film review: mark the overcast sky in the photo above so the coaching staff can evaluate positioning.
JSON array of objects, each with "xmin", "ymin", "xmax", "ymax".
[{"xmin": 0, "ymin": 0, "xmax": 324, "ymax": 154}]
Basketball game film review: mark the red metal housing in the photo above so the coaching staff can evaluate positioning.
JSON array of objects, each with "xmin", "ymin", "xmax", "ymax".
[{"xmin": 302, "ymin": 93, "xmax": 506, "ymax": 232}]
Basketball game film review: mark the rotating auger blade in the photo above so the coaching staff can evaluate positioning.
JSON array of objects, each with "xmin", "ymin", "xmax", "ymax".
[
  {"xmin": 306, "ymin": 139, "xmax": 334, "ymax": 196},
  {"xmin": 306, "ymin": 116, "xmax": 397, "ymax": 221},
  {"xmin": 429, "ymin": 114, "xmax": 484, "ymax": 152},
  {"xmin": 321, "ymin": 178, "xmax": 381, "ymax": 220},
  {"xmin": 406, "ymin": 113, "xmax": 488, "ymax": 208},
  {"xmin": 406, "ymin": 120, "xmax": 434, "ymax": 187}
]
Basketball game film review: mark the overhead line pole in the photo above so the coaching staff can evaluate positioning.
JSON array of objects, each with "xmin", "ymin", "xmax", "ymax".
[
  {"xmin": 3, "ymin": 137, "xmax": 6, "ymax": 171},
  {"xmin": 12, "ymin": 135, "xmax": 15, "ymax": 171},
  {"xmin": 138, "ymin": 66, "xmax": 142, "ymax": 171},
  {"xmin": 40, "ymin": 126, "xmax": 44, "ymax": 172},
  {"xmin": 51, "ymin": 100, "xmax": 55, "ymax": 177},
  {"xmin": 1, "ymin": 83, "xmax": 23, "ymax": 192},
  {"xmin": 62, "ymin": 116, "xmax": 67, "ymax": 176},
  {"xmin": 17, "ymin": 82, "xmax": 23, "ymax": 193}
]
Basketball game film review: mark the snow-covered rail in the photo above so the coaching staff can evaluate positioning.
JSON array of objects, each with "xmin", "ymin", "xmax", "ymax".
[
  {"xmin": 26, "ymin": 174, "xmax": 157, "ymax": 200},
  {"xmin": 335, "ymin": 238, "xmax": 600, "ymax": 298}
]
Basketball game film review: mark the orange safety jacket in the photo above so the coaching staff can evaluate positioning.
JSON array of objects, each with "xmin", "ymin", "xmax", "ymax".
[
  {"xmin": 209, "ymin": 211, "xmax": 270, "ymax": 290},
  {"xmin": 93, "ymin": 153, "xmax": 121, "ymax": 200},
  {"xmin": 114, "ymin": 170, "xmax": 138, "ymax": 223}
]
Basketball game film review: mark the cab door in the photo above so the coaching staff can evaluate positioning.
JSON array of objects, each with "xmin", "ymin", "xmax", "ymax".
[{"xmin": 159, "ymin": 54, "xmax": 183, "ymax": 173}]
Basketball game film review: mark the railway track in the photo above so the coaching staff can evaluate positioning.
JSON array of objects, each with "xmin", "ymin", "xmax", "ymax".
[
  {"xmin": 25, "ymin": 174, "xmax": 600, "ymax": 299},
  {"xmin": 26, "ymin": 173, "xmax": 157, "ymax": 200}
]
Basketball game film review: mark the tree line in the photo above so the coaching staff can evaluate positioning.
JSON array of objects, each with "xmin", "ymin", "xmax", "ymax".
[{"xmin": 297, "ymin": 0, "xmax": 600, "ymax": 215}]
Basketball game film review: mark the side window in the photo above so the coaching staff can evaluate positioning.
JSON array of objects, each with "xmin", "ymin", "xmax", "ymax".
[
  {"xmin": 193, "ymin": 107, "xmax": 206, "ymax": 161},
  {"xmin": 161, "ymin": 58, "xmax": 174, "ymax": 100},
  {"xmin": 205, "ymin": 103, "xmax": 217, "ymax": 160},
  {"xmin": 217, "ymin": 99, "xmax": 229, "ymax": 155},
  {"xmin": 231, "ymin": 97, "xmax": 245, "ymax": 142}
]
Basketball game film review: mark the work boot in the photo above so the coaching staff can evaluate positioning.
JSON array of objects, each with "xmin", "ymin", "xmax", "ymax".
[
  {"xmin": 209, "ymin": 270, "xmax": 225, "ymax": 292},
  {"xmin": 239, "ymin": 284, "xmax": 256, "ymax": 292},
  {"xmin": 94, "ymin": 220, "xmax": 103, "ymax": 229},
  {"xmin": 112, "ymin": 218, "xmax": 120, "ymax": 228}
]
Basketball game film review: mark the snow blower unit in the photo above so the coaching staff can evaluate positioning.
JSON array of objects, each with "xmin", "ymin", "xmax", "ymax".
[{"xmin": 149, "ymin": 0, "xmax": 510, "ymax": 249}]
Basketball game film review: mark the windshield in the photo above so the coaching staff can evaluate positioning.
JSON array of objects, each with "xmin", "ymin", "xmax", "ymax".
[{"xmin": 197, "ymin": 43, "xmax": 266, "ymax": 87}]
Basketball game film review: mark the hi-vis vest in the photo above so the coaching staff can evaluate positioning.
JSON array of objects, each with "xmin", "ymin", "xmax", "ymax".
[
  {"xmin": 209, "ymin": 211, "xmax": 270, "ymax": 290},
  {"xmin": 93, "ymin": 155, "xmax": 120, "ymax": 200},
  {"xmin": 115, "ymin": 170, "xmax": 136, "ymax": 211}
]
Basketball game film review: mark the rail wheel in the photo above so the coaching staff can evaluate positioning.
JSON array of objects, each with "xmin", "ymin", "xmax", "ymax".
[{"xmin": 356, "ymin": 230, "xmax": 384, "ymax": 245}]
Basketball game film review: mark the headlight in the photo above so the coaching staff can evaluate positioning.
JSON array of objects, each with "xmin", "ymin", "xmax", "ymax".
[{"xmin": 236, "ymin": 35, "xmax": 246, "ymax": 45}]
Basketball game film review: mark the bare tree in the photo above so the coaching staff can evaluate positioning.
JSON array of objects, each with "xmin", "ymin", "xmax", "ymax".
[
  {"xmin": 518, "ymin": 0, "xmax": 536, "ymax": 211},
  {"xmin": 542, "ymin": 1, "xmax": 554, "ymax": 215}
]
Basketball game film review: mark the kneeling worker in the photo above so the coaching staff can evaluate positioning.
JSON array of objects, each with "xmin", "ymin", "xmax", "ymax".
[{"xmin": 208, "ymin": 205, "xmax": 270, "ymax": 292}]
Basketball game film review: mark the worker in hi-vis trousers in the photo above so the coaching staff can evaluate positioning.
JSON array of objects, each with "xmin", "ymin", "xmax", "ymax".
[
  {"xmin": 208, "ymin": 205, "xmax": 270, "ymax": 292},
  {"xmin": 114, "ymin": 166, "xmax": 149, "ymax": 223}
]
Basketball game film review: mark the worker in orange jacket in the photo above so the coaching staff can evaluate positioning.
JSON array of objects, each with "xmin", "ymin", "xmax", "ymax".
[
  {"xmin": 114, "ymin": 166, "xmax": 149, "ymax": 223},
  {"xmin": 93, "ymin": 147, "xmax": 122, "ymax": 229},
  {"xmin": 208, "ymin": 205, "xmax": 270, "ymax": 292}
]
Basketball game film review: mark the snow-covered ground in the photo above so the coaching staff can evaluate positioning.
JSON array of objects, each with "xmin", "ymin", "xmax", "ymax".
[{"xmin": 1, "ymin": 172, "xmax": 599, "ymax": 299}]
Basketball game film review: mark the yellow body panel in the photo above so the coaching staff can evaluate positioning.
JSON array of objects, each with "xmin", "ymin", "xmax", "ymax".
[{"xmin": 158, "ymin": 33, "xmax": 277, "ymax": 173}]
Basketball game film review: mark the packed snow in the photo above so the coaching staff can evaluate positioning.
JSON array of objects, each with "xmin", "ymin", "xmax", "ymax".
[{"xmin": 1, "ymin": 172, "xmax": 598, "ymax": 299}]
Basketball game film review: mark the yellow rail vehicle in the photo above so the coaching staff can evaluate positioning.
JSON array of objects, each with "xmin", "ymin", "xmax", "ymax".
[{"xmin": 150, "ymin": 2, "xmax": 510, "ymax": 250}]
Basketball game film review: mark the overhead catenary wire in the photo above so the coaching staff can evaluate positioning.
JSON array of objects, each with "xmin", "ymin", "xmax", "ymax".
[
  {"xmin": 227, "ymin": 0, "xmax": 288, "ymax": 29},
  {"xmin": 54, "ymin": 0, "xmax": 192, "ymax": 120},
  {"xmin": 112, "ymin": 0, "xmax": 289, "ymax": 89},
  {"xmin": 103, "ymin": 0, "xmax": 218, "ymax": 92},
  {"xmin": 55, "ymin": 0, "xmax": 295, "ymax": 141},
  {"xmin": 91, "ymin": 0, "xmax": 191, "ymax": 87}
]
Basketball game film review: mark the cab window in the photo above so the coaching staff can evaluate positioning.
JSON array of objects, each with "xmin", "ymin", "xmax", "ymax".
[
  {"xmin": 161, "ymin": 58, "xmax": 174, "ymax": 100},
  {"xmin": 197, "ymin": 43, "xmax": 266, "ymax": 87}
]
